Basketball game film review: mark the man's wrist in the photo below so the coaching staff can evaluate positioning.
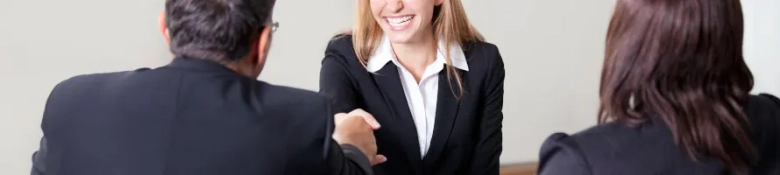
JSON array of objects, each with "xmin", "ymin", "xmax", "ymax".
[
  {"xmin": 339, "ymin": 144, "xmax": 365, "ymax": 156},
  {"xmin": 339, "ymin": 144, "xmax": 372, "ymax": 169}
]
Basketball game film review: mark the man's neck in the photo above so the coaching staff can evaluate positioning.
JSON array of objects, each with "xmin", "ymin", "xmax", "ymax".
[{"xmin": 224, "ymin": 58, "xmax": 260, "ymax": 78}]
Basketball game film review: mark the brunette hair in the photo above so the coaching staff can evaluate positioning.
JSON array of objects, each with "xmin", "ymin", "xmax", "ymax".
[{"xmin": 598, "ymin": 0, "xmax": 755, "ymax": 173}]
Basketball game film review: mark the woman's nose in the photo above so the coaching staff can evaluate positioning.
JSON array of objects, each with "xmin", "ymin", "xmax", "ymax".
[{"xmin": 386, "ymin": 0, "xmax": 404, "ymax": 12}]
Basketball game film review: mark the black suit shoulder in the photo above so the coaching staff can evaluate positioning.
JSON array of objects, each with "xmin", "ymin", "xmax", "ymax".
[
  {"xmin": 537, "ymin": 122, "xmax": 627, "ymax": 175},
  {"xmin": 538, "ymin": 94, "xmax": 780, "ymax": 175},
  {"xmin": 53, "ymin": 69, "xmax": 142, "ymax": 90},
  {"xmin": 743, "ymin": 94, "xmax": 780, "ymax": 175},
  {"xmin": 60, "ymin": 66, "xmax": 331, "ymax": 116},
  {"xmin": 324, "ymin": 34, "xmax": 362, "ymax": 68},
  {"xmin": 462, "ymin": 40, "xmax": 500, "ymax": 58},
  {"xmin": 258, "ymin": 83, "xmax": 330, "ymax": 109},
  {"xmin": 746, "ymin": 93, "xmax": 780, "ymax": 126},
  {"xmin": 541, "ymin": 94, "xmax": 780, "ymax": 150},
  {"xmin": 253, "ymin": 83, "xmax": 332, "ymax": 131},
  {"xmin": 461, "ymin": 40, "xmax": 504, "ymax": 79},
  {"xmin": 45, "ymin": 68, "xmax": 153, "ymax": 109}
]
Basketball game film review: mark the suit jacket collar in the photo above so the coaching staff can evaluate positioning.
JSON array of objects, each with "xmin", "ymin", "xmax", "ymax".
[
  {"xmin": 366, "ymin": 35, "xmax": 469, "ymax": 73},
  {"xmin": 167, "ymin": 57, "xmax": 238, "ymax": 73}
]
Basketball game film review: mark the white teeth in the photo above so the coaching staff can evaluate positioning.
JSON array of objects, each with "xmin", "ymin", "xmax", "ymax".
[{"xmin": 387, "ymin": 15, "xmax": 413, "ymax": 26}]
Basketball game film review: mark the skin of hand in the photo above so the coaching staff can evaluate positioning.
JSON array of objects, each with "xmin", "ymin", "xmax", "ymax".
[{"xmin": 333, "ymin": 109, "xmax": 387, "ymax": 165}]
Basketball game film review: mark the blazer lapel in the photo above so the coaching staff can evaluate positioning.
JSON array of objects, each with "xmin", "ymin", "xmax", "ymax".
[
  {"xmin": 423, "ymin": 67, "xmax": 466, "ymax": 165},
  {"xmin": 371, "ymin": 63, "xmax": 423, "ymax": 171}
]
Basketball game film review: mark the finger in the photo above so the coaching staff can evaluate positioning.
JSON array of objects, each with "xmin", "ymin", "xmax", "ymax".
[
  {"xmin": 349, "ymin": 109, "xmax": 381, "ymax": 129},
  {"xmin": 334, "ymin": 113, "xmax": 348, "ymax": 125},
  {"xmin": 370, "ymin": 155, "xmax": 387, "ymax": 165}
]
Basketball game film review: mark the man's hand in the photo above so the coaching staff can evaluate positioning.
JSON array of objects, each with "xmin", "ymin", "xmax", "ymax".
[{"xmin": 332, "ymin": 109, "xmax": 387, "ymax": 165}]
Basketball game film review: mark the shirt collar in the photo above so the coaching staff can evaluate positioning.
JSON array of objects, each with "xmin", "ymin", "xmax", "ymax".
[{"xmin": 366, "ymin": 35, "xmax": 468, "ymax": 72}]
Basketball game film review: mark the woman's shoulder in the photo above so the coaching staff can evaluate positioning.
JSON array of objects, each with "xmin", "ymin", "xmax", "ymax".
[
  {"xmin": 538, "ymin": 132, "xmax": 593, "ymax": 174},
  {"xmin": 745, "ymin": 94, "xmax": 780, "ymax": 127},
  {"xmin": 540, "ymin": 132, "xmax": 583, "ymax": 156},
  {"xmin": 322, "ymin": 34, "xmax": 363, "ymax": 67},
  {"xmin": 460, "ymin": 40, "xmax": 504, "ymax": 76},
  {"xmin": 325, "ymin": 34, "xmax": 355, "ymax": 55},
  {"xmin": 539, "ymin": 122, "xmax": 652, "ymax": 163},
  {"xmin": 463, "ymin": 40, "xmax": 499, "ymax": 53},
  {"xmin": 538, "ymin": 122, "xmax": 672, "ymax": 174},
  {"xmin": 540, "ymin": 123, "xmax": 630, "ymax": 155},
  {"xmin": 745, "ymin": 94, "xmax": 780, "ymax": 149},
  {"xmin": 463, "ymin": 40, "xmax": 501, "ymax": 61},
  {"xmin": 540, "ymin": 126, "xmax": 604, "ymax": 160},
  {"xmin": 747, "ymin": 93, "xmax": 780, "ymax": 113}
]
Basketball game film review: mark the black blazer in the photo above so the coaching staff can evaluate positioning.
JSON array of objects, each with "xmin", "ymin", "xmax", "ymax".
[
  {"xmin": 319, "ymin": 35, "xmax": 505, "ymax": 175},
  {"xmin": 538, "ymin": 94, "xmax": 780, "ymax": 175},
  {"xmin": 31, "ymin": 58, "xmax": 373, "ymax": 175}
]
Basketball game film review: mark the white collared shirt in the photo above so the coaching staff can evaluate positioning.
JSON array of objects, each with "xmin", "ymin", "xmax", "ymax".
[{"xmin": 365, "ymin": 35, "xmax": 469, "ymax": 158}]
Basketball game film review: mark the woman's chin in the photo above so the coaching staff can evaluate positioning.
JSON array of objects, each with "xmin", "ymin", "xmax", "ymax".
[{"xmin": 385, "ymin": 32, "xmax": 416, "ymax": 44}]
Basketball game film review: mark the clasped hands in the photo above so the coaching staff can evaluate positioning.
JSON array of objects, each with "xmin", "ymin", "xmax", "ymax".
[{"xmin": 332, "ymin": 109, "xmax": 388, "ymax": 165}]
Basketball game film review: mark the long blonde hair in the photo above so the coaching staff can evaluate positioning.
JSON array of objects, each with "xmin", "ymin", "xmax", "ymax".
[{"xmin": 349, "ymin": 0, "xmax": 484, "ymax": 97}]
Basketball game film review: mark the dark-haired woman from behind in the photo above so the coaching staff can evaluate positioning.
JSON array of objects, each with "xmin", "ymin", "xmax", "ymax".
[{"xmin": 537, "ymin": 0, "xmax": 780, "ymax": 174}]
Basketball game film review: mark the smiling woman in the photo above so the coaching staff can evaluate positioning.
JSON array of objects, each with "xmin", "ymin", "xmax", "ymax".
[{"xmin": 318, "ymin": 0, "xmax": 505, "ymax": 174}]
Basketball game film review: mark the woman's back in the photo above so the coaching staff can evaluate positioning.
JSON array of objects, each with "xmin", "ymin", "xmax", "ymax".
[
  {"xmin": 538, "ymin": 94, "xmax": 780, "ymax": 175},
  {"xmin": 536, "ymin": 0, "xmax": 778, "ymax": 174}
]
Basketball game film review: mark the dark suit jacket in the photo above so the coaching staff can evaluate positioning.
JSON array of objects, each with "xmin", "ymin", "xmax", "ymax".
[
  {"xmin": 319, "ymin": 35, "xmax": 505, "ymax": 175},
  {"xmin": 538, "ymin": 94, "xmax": 780, "ymax": 175},
  {"xmin": 31, "ymin": 57, "xmax": 373, "ymax": 175}
]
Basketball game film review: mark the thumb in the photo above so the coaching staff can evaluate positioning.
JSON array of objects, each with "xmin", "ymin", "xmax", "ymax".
[
  {"xmin": 370, "ymin": 155, "xmax": 387, "ymax": 165},
  {"xmin": 349, "ymin": 109, "xmax": 381, "ymax": 129}
]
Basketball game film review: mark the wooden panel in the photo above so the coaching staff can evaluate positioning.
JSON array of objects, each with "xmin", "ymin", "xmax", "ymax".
[{"xmin": 500, "ymin": 162, "xmax": 538, "ymax": 175}]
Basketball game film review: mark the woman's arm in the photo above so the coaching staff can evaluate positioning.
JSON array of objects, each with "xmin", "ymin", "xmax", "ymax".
[
  {"xmin": 319, "ymin": 54, "xmax": 360, "ymax": 114},
  {"xmin": 469, "ymin": 45, "xmax": 505, "ymax": 175},
  {"xmin": 318, "ymin": 50, "xmax": 375, "ymax": 175}
]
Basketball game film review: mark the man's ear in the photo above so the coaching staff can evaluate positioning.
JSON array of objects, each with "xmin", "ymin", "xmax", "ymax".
[
  {"xmin": 158, "ymin": 11, "xmax": 170, "ymax": 44},
  {"xmin": 254, "ymin": 26, "xmax": 273, "ymax": 63}
]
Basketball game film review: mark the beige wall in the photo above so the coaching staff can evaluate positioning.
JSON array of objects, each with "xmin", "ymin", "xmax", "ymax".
[
  {"xmin": 0, "ymin": 0, "xmax": 776, "ymax": 174},
  {"xmin": 744, "ymin": 0, "xmax": 780, "ymax": 96}
]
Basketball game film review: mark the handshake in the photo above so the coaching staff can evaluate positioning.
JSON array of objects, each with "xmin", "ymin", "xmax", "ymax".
[{"xmin": 332, "ymin": 109, "xmax": 388, "ymax": 165}]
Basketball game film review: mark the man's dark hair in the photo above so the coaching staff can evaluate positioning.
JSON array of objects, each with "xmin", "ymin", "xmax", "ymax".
[{"xmin": 165, "ymin": 0, "xmax": 275, "ymax": 62}]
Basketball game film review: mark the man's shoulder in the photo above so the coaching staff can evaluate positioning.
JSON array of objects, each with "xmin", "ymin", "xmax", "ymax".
[
  {"xmin": 255, "ymin": 83, "xmax": 329, "ymax": 111},
  {"xmin": 52, "ymin": 68, "xmax": 153, "ymax": 95},
  {"xmin": 43, "ymin": 68, "xmax": 156, "ymax": 116},
  {"xmin": 259, "ymin": 83, "xmax": 324, "ymax": 100},
  {"xmin": 252, "ymin": 83, "xmax": 332, "ymax": 136}
]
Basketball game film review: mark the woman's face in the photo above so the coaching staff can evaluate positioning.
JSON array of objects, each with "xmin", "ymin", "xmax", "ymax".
[{"xmin": 370, "ymin": 0, "xmax": 444, "ymax": 44}]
